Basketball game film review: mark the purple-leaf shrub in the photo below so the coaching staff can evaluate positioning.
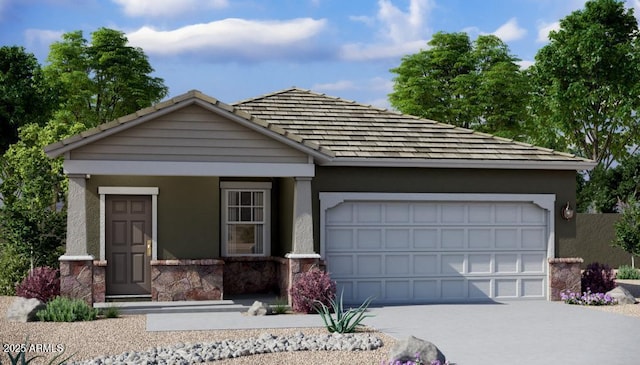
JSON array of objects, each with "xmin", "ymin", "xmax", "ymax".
[
  {"xmin": 15, "ymin": 266, "xmax": 60, "ymax": 303},
  {"xmin": 581, "ymin": 262, "xmax": 616, "ymax": 293},
  {"xmin": 290, "ymin": 268, "xmax": 336, "ymax": 314}
]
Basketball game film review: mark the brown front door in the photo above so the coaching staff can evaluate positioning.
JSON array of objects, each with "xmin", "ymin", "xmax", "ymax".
[{"xmin": 106, "ymin": 195, "xmax": 152, "ymax": 296}]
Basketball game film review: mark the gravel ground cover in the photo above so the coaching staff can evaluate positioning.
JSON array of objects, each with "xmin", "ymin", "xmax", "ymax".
[
  {"xmin": 0, "ymin": 296, "xmax": 394, "ymax": 365},
  {"xmin": 3, "ymin": 295, "xmax": 640, "ymax": 365}
]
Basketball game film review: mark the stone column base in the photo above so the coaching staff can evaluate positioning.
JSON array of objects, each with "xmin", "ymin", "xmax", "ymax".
[
  {"xmin": 151, "ymin": 259, "xmax": 224, "ymax": 301},
  {"xmin": 92, "ymin": 260, "xmax": 106, "ymax": 303},
  {"xmin": 59, "ymin": 256, "xmax": 94, "ymax": 305},
  {"xmin": 285, "ymin": 253, "xmax": 324, "ymax": 305},
  {"xmin": 548, "ymin": 257, "xmax": 584, "ymax": 301}
]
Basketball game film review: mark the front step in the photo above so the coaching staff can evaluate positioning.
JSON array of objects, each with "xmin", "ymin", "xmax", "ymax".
[{"xmin": 94, "ymin": 299, "xmax": 250, "ymax": 315}]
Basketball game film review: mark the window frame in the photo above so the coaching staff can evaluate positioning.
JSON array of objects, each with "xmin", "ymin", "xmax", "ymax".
[{"xmin": 220, "ymin": 181, "xmax": 271, "ymax": 257}]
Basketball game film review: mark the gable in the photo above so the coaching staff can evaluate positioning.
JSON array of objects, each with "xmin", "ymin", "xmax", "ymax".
[{"xmin": 69, "ymin": 104, "xmax": 309, "ymax": 164}]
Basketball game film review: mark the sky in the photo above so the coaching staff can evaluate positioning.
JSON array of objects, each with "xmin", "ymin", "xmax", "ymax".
[{"xmin": 1, "ymin": 0, "xmax": 640, "ymax": 109}]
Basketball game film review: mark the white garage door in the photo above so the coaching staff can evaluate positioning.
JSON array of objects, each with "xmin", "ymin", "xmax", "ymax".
[{"xmin": 322, "ymin": 194, "xmax": 552, "ymax": 304}]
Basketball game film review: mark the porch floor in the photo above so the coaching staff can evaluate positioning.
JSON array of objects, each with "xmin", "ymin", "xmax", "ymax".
[{"xmin": 94, "ymin": 294, "xmax": 280, "ymax": 314}]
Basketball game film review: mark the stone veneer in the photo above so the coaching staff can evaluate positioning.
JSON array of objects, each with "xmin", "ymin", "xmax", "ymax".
[
  {"xmin": 285, "ymin": 257, "xmax": 325, "ymax": 304},
  {"xmin": 92, "ymin": 260, "xmax": 106, "ymax": 303},
  {"xmin": 59, "ymin": 259, "xmax": 93, "ymax": 305},
  {"xmin": 151, "ymin": 259, "xmax": 224, "ymax": 301},
  {"xmin": 548, "ymin": 257, "xmax": 584, "ymax": 301},
  {"xmin": 223, "ymin": 257, "xmax": 287, "ymax": 296}
]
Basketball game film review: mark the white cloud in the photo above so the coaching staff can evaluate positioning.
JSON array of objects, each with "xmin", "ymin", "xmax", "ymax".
[
  {"xmin": 366, "ymin": 97, "xmax": 392, "ymax": 109},
  {"xmin": 313, "ymin": 77, "xmax": 393, "ymax": 93},
  {"xmin": 313, "ymin": 80, "xmax": 356, "ymax": 91},
  {"xmin": 112, "ymin": 0, "xmax": 228, "ymax": 17},
  {"xmin": 492, "ymin": 18, "xmax": 527, "ymax": 42},
  {"xmin": 517, "ymin": 60, "xmax": 534, "ymax": 69},
  {"xmin": 341, "ymin": 0, "xmax": 432, "ymax": 61},
  {"xmin": 126, "ymin": 18, "xmax": 327, "ymax": 61},
  {"xmin": 24, "ymin": 28, "xmax": 63, "ymax": 48},
  {"xmin": 536, "ymin": 21, "xmax": 560, "ymax": 42}
]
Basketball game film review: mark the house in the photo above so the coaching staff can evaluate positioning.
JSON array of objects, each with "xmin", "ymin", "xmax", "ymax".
[{"xmin": 44, "ymin": 88, "xmax": 595, "ymax": 305}]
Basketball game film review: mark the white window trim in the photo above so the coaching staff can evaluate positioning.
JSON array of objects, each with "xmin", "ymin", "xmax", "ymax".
[
  {"xmin": 221, "ymin": 182, "xmax": 272, "ymax": 257},
  {"xmin": 99, "ymin": 187, "xmax": 158, "ymax": 261}
]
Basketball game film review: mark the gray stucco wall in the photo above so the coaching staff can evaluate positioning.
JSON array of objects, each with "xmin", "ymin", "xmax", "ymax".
[
  {"xmin": 559, "ymin": 213, "xmax": 634, "ymax": 268},
  {"xmin": 311, "ymin": 166, "xmax": 577, "ymax": 255}
]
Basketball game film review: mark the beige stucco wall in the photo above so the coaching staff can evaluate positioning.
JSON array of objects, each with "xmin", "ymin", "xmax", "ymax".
[
  {"xmin": 311, "ymin": 166, "xmax": 577, "ymax": 255},
  {"xmin": 559, "ymin": 213, "xmax": 634, "ymax": 268}
]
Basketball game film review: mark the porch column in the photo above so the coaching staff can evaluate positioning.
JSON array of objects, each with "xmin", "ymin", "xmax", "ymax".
[
  {"xmin": 64, "ymin": 174, "xmax": 89, "ymax": 256},
  {"xmin": 288, "ymin": 177, "xmax": 319, "ymax": 257}
]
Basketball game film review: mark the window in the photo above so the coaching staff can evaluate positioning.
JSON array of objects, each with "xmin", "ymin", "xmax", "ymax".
[{"xmin": 221, "ymin": 182, "xmax": 271, "ymax": 256}]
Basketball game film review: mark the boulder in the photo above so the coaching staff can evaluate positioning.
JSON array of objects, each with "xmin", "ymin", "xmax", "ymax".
[
  {"xmin": 6, "ymin": 297, "xmax": 46, "ymax": 322},
  {"xmin": 247, "ymin": 300, "xmax": 272, "ymax": 316},
  {"xmin": 388, "ymin": 335, "xmax": 445, "ymax": 364},
  {"xmin": 606, "ymin": 286, "xmax": 637, "ymax": 305}
]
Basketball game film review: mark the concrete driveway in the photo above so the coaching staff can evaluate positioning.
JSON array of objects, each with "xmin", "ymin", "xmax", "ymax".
[{"xmin": 147, "ymin": 300, "xmax": 640, "ymax": 364}]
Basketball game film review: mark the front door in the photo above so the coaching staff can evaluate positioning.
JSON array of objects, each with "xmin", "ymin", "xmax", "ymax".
[{"xmin": 106, "ymin": 195, "xmax": 152, "ymax": 296}]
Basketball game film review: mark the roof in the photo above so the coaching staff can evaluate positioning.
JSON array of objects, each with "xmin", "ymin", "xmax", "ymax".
[{"xmin": 45, "ymin": 88, "xmax": 595, "ymax": 170}]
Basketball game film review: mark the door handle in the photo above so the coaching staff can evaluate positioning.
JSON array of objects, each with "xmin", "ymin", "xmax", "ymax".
[{"xmin": 146, "ymin": 240, "xmax": 152, "ymax": 257}]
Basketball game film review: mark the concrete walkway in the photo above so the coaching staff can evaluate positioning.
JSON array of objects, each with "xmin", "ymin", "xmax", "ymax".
[{"xmin": 147, "ymin": 301, "xmax": 640, "ymax": 364}]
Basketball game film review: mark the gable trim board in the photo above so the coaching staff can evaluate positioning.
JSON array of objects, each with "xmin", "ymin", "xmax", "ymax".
[
  {"xmin": 98, "ymin": 186, "xmax": 159, "ymax": 261},
  {"xmin": 64, "ymin": 160, "xmax": 315, "ymax": 177},
  {"xmin": 320, "ymin": 192, "xmax": 555, "ymax": 303}
]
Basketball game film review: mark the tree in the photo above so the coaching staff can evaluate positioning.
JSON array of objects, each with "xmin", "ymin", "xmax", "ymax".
[
  {"xmin": 389, "ymin": 32, "xmax": 529, "ymax": 139},
  {"xmin": 44, "ymin": 27, "xmax": 168, "ymax": 127},
  {"xmin": 531, "ymin": 0, "xmax": 640, "ymax": 170},
  {"xmin": 612, "ymin": 195, "xmax": 640, "ymax": 267},
  {"xmin": 577, "ymin": 153, "xmax": 640, "ymax": 212},
  {"xmin": 0, "ymin": 46, "xmax": 58, "ymax": 153},
  {"xmin": 0, "ymin": 27, "xmax": 168, "ymax": 294}
]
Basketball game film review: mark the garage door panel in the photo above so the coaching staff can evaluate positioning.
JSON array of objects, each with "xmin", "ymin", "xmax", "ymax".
[
  {"xmin": 386, "ymin": 255, "xmax": 411, "ymax": 275},
  {"xmin": 414, "ymin": 229, "xmax": 438, "ymax": 248},
  {"xmin": 414, "ymin": 254, "xmax": 438, "ymax": 274},
  {"xmin": 441, "ymin": 254, "xmax": 465, "ymax": 274},
  {"xmin": 468, "ymin": 254, "xmax": 492, "ymax": 273},
  {"xmin": 386, "ymin": 229, "xmax": 411, "ymax": 249},
  {"xmin": 356, "ymin": 203, "xmax": 382, "ymax": 223},
  {"xmin": 386, "ymin": 280, "xmax": 411, "ymax": 300},
  {"xmin": 357, "ymin": 229, "xmax": 382, "ymax": 249},
  {"xmin": 324, "ymin": 199, "xmax": 549, "ymax": 303},
  {"xmin": 441, "ymin": 229, "xmax": 465, "ymax": 248},
  {"xmin": 357, "ymin": 255, "xmax": 382, "ymax": 275},
  {"xmin": 326, "ymin": 228, "xmax": 353, "ymax": 250}
]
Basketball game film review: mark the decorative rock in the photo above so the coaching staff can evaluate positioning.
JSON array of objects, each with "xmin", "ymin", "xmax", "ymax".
[
  {"xmin": 6, "ymin": 297, "xmax": 45, "ymax": 322},
  {"xmin": 247, "ymin": 300, "xmax": 272, "ymax": 316},
  {"xmin": 607, "ymin": 286, "xmax": 637, "ymax": 305},
  {"xmin": 388, "ymin": 335, "xmax": 445, "ymax": 364}
]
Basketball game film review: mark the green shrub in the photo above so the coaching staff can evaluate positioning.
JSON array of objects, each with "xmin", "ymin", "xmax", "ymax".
[
  {"xmin": 617, "ymin": 265, "xmax": 640, "ymax": 280},
  {"xmin": 0, "ymin": 242, "xmax": 30, "ymax": 295},
  {"xmin": 314, "ymin": 290, "xmax": 374, "ymax": 333},
  {"xmin": 270, "ymin": 296, "xmax": 289, "ymax": 314},
  {"xmin": 36, "ymin": 296, "xmax": 98, "ymax": 322},
  {"xmin": 101, "ymin": 305, "xmax": 120, "ymax": 318}
]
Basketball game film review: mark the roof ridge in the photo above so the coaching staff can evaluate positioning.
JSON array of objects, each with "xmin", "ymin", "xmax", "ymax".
[{"xmin": 233, "ymin": 87, "xmax": 300, "ymax": 105}]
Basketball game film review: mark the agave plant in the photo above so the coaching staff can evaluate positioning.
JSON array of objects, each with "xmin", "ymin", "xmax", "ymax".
[{"xmin": 314, "ymin": 289, "xmax": 374, "ymax": 333}]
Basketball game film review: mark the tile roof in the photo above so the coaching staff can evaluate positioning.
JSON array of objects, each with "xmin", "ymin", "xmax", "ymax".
[
  {"xmin": 233, "ymin": 88, "xmax": 594, "ymax": 168},
  {"xmin": 45, "ymin": 88, "xmax": 595, "ymax": 170}
]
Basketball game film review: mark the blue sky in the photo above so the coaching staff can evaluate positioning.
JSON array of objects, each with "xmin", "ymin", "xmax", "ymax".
[{"xmin": 1, "ymin": 0, "xmax": 639, "ymax": 108}]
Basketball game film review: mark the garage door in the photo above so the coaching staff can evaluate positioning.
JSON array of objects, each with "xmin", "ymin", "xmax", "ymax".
[{"xmin": 322, "ymin": 194, "xmax": 552, "ymax": 304}]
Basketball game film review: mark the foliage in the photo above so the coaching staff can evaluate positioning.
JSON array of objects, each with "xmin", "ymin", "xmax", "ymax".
[
  {"xmin": 0, "ymin": 241, "xmax": 30, "ymax": 295},
  {"xmin": 1, "ymin": 336, "xmax": 74, "ymax": 365},
  {"xmin": 271, "ymin": 296, "xmax": 289, "ymax": 314},
  {"xmin": 36, "ymin": 296, "xmax": 98, "ymax": 322},
  {"xmin": 616, "ymin": 265, "xmax": 640, "ymax": 280},
  {"xmin": 581, "ymin": 262, "xmax": 617, "ymax": 293},
  {"xmin": 612, "ymin": 196, "xmax": 640, "ymax": 260},
  {"xmin": 44, "ymin": 27, "xmax": 168, "ymax": 128},
  {"xmin": 530, "ymin": 0, "xmax": 640, "ymax": 170},
  {"xmin": 561, "ymin": 290, "xmax": 618, "ymax": 306},
  {"xmin": 389, "ymin": 32, "xmax": 529, "ymax": 139},
  {"xmin": 15, "ymin": 266, "xmax": 60, "ymax": 303},
  {"xmin": 577, "ymin": 153, "xmax": 640, "ymax": 212},
  {"xmin": 0, "ymin": 46, "xmax": 58, "ymax": 153},
  {"xmin": 290, "ymin": 268, "xmax": 336, "ymax": 314},
  {"xmin": 100, "ymin": 305, "xmax": 120, "ymax": 319},
  {"xmin": 315, "ymin": 289, "xmax": 374, "ymax": 333}
]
